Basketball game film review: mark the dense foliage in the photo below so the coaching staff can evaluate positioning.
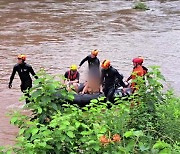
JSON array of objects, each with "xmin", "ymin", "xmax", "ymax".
[{"xmin": 1, "ymin": 66, "xmax": 180, "ymax": 154}]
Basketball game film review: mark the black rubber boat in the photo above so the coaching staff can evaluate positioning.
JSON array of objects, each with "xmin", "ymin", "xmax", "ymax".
[{"xmin": 56, "ymin": 87, "xmax": 132, "ymax": 107}]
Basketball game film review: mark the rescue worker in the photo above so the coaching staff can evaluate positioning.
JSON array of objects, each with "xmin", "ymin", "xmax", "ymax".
[
  {"xmin": 8, "ymin": 54, "xmax": 38, "ymax": 103},
  {"xmin": 126, "ymin": 57, "xmax": 147, "ymax": 92},
  {"xmin": 78, "ymin": 49, "xmax": 100, "ymax": 78},
  {"xmin": 64, "ymin": 64, "xmax": 80, "ymax": 92},
  {"xmin": 101, "ymin": 60, "xmax": 126, "ymax": 102}
]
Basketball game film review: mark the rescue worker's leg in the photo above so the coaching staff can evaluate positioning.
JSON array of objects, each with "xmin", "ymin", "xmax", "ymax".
[
  {"xmin": 106, "ymin": 87, "xmax": 115, "ymax": 102},
  {"xmin": 21, "ymin": 81, "xmax": 32, "ymax": 104},
  {"xmin": 103, "ymin": 86, "xmax": 115, "ymax": 102}
]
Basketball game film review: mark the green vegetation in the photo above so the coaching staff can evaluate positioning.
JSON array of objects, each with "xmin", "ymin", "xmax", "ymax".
[
  {"xmin": 133, "ymin": 1, "xmax": 149, "ymax": 11},
  {"xmin": 1, "ymin": 66, "xmax": 180, "ymax": 153}
]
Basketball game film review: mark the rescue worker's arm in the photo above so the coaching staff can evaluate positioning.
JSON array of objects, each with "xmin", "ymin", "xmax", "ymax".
[
  {"xmin": 116, "ymin": 70, "xmax": 126, "ymax": 88},
  {"xmin": 97, "ymin": 59, "xmax": 100, "ymax": 67},
  {"xmin": 99, "ymin": 85, "xmax": 103, "ymax": 93},
  {"xmin": 79, "ymin": 56, "xmax": 89, "ymax": 68},
  {"xmin": 100, "ymin": 70, "xmax": 105, "ymax": 85},
  {"xmin": 81, "ymin": 83, "xmax": 88, "ymax": 94},
  {"xmin": 64, "ymin": 72, "xmax": 69, "ymax": 84},
  {"xmin": 126, "ymin": 75, "xmax": 132, "ymax": 82},
  {"xmin": 29, "ymin": 66, "xmax": 38, "ymax": 79},
  {"xmin": 9, "ymin": 66, "xmax": 17, "ymax": 88}
]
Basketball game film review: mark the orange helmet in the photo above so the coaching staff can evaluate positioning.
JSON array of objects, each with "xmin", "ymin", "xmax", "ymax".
[
  {"xmin": 132, "ymin": 57, "xmax": 143, "ymax": 64},
  {"xmin": 18, "ymin": 54, "xmax": 26, "ymax": 61},
  {"xmin": 91, "ymin": 49, "xmax": 99, "ymax": 56},
  {"xmin": 101, "ymin": 60, "xmax": 110, "ymax": 69}
]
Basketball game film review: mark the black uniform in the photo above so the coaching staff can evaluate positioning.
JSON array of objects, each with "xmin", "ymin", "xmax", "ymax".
[
  {"xmin": 9, "ymin": 62, "xmax": 38, "ymax": 92},
  {"xmin": 101, "ymin": 66, "xmax": 126, "ymax": 101},
  {"xmin": 79, "ymin": 55, "xmax": 100, "ymax": 77}
]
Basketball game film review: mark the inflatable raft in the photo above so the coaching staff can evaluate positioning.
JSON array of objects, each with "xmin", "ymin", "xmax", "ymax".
[{"xmin": 60, "ymin": 87, "xmax": 132, "ymax": 107}]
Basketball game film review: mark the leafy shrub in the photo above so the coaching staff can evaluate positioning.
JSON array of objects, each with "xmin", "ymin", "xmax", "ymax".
[
  {"xmin": 133, "ymin": 1, "xmax": 149, "ymax": 11},
  {"xmin": 2, "ymin": 67, "xmax": 180, "ymax": 153}
]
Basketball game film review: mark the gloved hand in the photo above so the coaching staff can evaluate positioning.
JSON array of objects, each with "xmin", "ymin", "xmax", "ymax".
[
  {"xmin": 124, "ymin": 81, "xmax": 129, "ymax": 88},
  {"xmin": 8, "ymin": 83, "xmax": 12, "ymax": 89}
]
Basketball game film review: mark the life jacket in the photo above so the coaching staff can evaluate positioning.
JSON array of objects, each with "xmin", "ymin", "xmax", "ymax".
[
  {"xmin": 131, "ymin": 65, "xmax": 144, "ymax": 89},
  {"xmin": 68, "ymin": 71, "xmax": 78, "ymax": 81}
]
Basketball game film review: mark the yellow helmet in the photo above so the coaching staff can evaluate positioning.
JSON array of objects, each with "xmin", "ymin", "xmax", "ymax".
[
  {"xmin": 70, "ymin": 64, "xmax": 77, "ymax": 71},
  {"xmin": 91, "ymin": 49, "xmax": 99, "ymax": 56}
]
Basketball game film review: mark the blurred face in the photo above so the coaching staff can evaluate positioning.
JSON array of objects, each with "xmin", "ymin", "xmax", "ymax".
[
  {"xmin": 102, "ymin": 66, "xmax": 109, "ymax": 70},
  {"xmin": 133, "ymin": 62, "xmax": 136, "ymax": 66},
  {"xmin": 17, "ymin": 58, "xmax": 23, "ymax": 64},
  {"xmin": 70, "ymin": 70, "xmax": 77, "ymax": 74},
  {"xmin": 91, "ymin": 54, "xmax": 96, "ymax": 58}
]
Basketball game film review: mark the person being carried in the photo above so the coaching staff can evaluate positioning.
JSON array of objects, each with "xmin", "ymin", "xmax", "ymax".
[
  {"xmin": 9, "ymin": 54, "xmax": 38, "ymax": 103},
  {"xmin": 78, "ymin": 49, "xmax": 100, "ymax": 79},
  {"xmin": 64, "ymin": 64, "xmax": 80, "ymax": 92},
  {"xmin": 101, "ymin": 60, "xmax": 126, "ymax": 102},
  {"xmin": 126, "ymin": 57, "xmax": 148, "ymax": 92},
  {"xmin": 81, "ymin": 74, "xmax": 101, "ymax": 94}
]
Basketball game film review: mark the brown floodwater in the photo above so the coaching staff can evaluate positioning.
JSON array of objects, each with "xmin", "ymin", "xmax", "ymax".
[{"xmin": 0, "ymin": 0, "xmax": 180, "ymax": 146}]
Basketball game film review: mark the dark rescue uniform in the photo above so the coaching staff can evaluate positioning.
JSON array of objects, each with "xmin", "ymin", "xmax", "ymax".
[
  {"xmin": 9, "ymin": 62, "xmax": 38, "ymax": 92},
  {"xmin": 79, "ymin": 55, "xmax": 100, "ymax": 77},
  {"xmin": 101, "ymin": 66, "xmax": 126, "ymax": 101}
]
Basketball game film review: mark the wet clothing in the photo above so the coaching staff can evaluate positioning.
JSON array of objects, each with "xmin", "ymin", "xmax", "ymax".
[
  {"xmin": 101, "ymin": 66, "xmax": 126, "ymax": 101},
  {"xmin": 101, "ymin": 66, "xmax": 126, "ymax": 89},
  {"xmin": 9, "ymin": 62, "xmax": 37, "ymax": 104},
  {"xmin": 64, "ymin": 71, "xmax": 80, "ymax": 82},
  {"xmin": 9, "ymin": 62, "xmax": 38, "ymax": 92},
  {"xmin": 79, "ymin": 55, "xmax": 100, "ymax": 77},
  {"xmin": 79, "ymin": 55, "xmax": 100, "ymax": 70}
]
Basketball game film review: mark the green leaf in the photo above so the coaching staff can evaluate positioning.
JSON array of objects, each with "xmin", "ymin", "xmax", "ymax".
[
  {"xmin": 93, "ymin": 145, "xmax": 100, "ymax": 151},
  {"xmin": 19, "ymin": 128, "xmax": 25, "ymax": 135},
  {"xmin": 90, "ymin": 99, "xmax": 98, "ymax": 103},
  {"xmin": 67, "ymin": 131, "xmax": 75, "ymax": 138},
  {"xmin": 62, "ymin": 120, "xmax": 70, "ymax": 126},
  {"xmin": 67, "ymin": 94, "xmax": 74, "ymax": 101},
  {"xmin": 126, "ymin": 140, "xmax": 136, "ymax": 152},
  {"xmin": 31, "ymin": 89, "xmax": 42, "ymax": 98},
  {"xmin": 139, "ymin": 142, "xmax": 149, "ymax": 152},
  {"xmin": 10, "ymin": 117, "xmax": 17, "ymax": 124},
  {"xmin": 124, "ymin": 130, "xmax": 133, "ymax": 138},
  {"xmin": 37, "ymin": 107, "xmax": 42, "ymax": 114},
  {"xmin": 31, "ymin": 128, "xmax": 39, "ymax": 136},
  {"xmin": 159, "ymin": 148, "xmax": 171, "ymax": 154},
  {"xmin": 45, "ymin": 144, "xmax": 54, "ymax": 150},
  {"xmin": 134, "ymin": 130, "xmax": 144, "ymax": 137},
  {"xmin": 99, "ymin": 127, "xmax": 107, "ymax": 134},
  {"xmin": 75, "ymin": 122, "xmax": 81, "ymax": 128},
  {"xmin": 81, "ymin": 131, "xmax": 92, "ymax": 136},
  {"xmin": 41, "ymin": 96, "xmax": 51, "ymax": 103},
  {"xmin": 51, "ymin": 103, "xmax": 58, "ymax": 110},
  {"xmin": 153, "ymin": 141, "xmax": 171, "ymax": 150},
  {"xmin": 39, "ymin": 142, "xmax": 46, "ymax": 147}
]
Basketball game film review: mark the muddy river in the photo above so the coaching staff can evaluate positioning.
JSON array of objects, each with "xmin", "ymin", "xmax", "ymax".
[{"xmin": 0, "ymin": 0, "xmax": 179, "ymax": 146}]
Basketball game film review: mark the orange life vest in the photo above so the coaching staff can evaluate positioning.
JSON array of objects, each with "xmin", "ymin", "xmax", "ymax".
[
  {"xmin": 131, "ymin": 65, "xmax": 144, "ymax": 88},
  {"xmin": 68, "ymin": 71, "xmax": 78, "ymax": 81}
]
